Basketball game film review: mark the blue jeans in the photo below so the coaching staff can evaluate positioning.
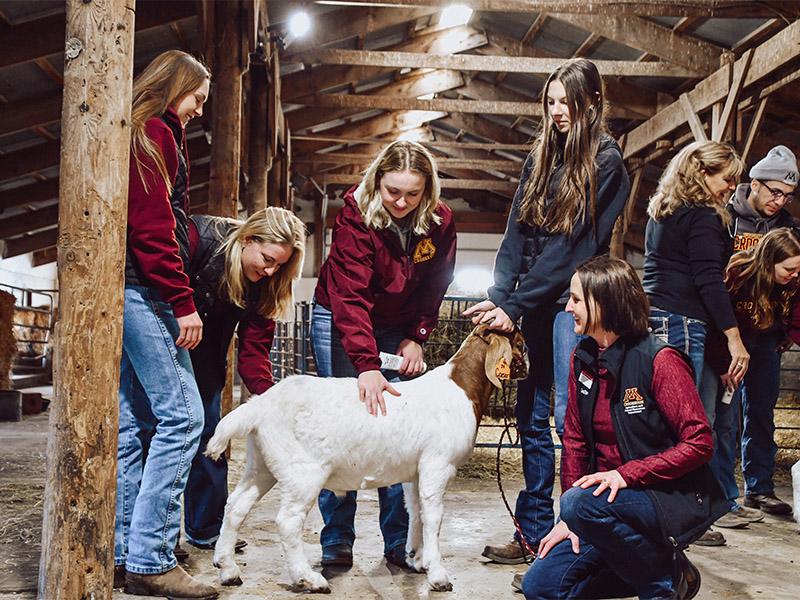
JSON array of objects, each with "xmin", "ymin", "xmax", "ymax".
[
  {"xmin": 115, "ymin": 285, "xmax": 203, "ymax": 574},
  {"xmin": 740, "ymin": 333, "xmax": 782, "ymax": 495},
  {"xmin": 310, "ymin": 303, "xmax": 410, "ymax": 554},
  {"xmin": 515, "ymin": 306, "xmax": 581, "ymax": 545},
  {"xmin": 708, "ymin": 373, "xmax": 741, "ymax": 509},
  {"xmin": 648, "ymin": 307, "xmax": 707, "ymax": 390},
  {"xmin": 522, "ymin": 486, "xmax": 674, "ymax": 600}
]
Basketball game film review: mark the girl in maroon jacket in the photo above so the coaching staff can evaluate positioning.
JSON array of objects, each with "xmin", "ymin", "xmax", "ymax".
[
  {"xmin": 311, "ymin": 140, "xmax": 456, "ymax": 569},
  {"xmin": 114, "ymin": 50, "xmax": 218, "ymax": 600}
]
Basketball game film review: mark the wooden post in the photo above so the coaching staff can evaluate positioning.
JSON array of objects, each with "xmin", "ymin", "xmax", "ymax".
[
  {"xmin": 208, "ymin": 0, "xmax": 244, "ymax": 218},
  {"xmin": 38, "ymin": 1, "xmax": 135, "ymax": 598},
  {"xmin": 246, "ymin": 55, "xmax": 269, "ymax": 214}
]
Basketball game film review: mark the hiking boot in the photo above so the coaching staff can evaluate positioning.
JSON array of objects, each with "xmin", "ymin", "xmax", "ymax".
[
  {"xmin": 674, "ymin": 550, "xmax": 701, "ymax": 600},
  {"xmin": 125, "ymin": 564, "xmax": 219, "ymax": 599},
  {"xmin": 730, "ymin": 505, "xmax": 764, "ymax": 523},
  {"xmin": 714, "ymin": 511, "xmax": 749, "ymax": 529},
  {"xmin": 320, "ymin": 543, "xmax": 353, "ymax": 568},
  {"xmin": 744, "ymin": 492, "xmax": 792, "ymax": 515},
  {"xmin": 481, "ymin": 537, "xmax": 534, "ymax": 564},
  {"xmin": 691, "ymin": 528, "xmax": 726, "ymax": 547},
  {"xmin": 113, "ymin": 565, "xmax": 126, "ymax": 589},
  {"xmin": 511, "ymin": 572, "xmax": 524, "ymax": 593}
]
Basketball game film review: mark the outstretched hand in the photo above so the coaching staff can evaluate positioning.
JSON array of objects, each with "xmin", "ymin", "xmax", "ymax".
[{"xmin": 357, "ymin": 370, "xmax": 401, "ymax": 416}]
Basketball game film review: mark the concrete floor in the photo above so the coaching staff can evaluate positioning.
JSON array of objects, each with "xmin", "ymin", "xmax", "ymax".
[{"xmin": 2, "ymin": 407, "xmax": 800, "ymax": 599}]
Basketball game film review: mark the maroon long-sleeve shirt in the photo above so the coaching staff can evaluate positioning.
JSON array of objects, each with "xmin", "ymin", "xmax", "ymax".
[
  {"xmin": 127, "ymin": 110, "xmax": 196, "ymax": 317},
  {"xmin": 561, "ymin": 348, "xmax": 714, "ymax": 492}
]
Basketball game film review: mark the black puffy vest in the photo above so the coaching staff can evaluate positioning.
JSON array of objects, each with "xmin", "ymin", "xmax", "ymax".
[{"xmin": 572, "ymin": 334, "xmax": 729, "ymax": 548}]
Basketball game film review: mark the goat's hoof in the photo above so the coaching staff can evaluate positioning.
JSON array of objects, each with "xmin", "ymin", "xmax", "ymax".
[
  {"xmin": 222, "ymin": 576, "xmax": 243, "ymax": 587},
  {"xmin": 429, "ymin": 580, "xmax": 453, "ymax": 592},
  {"xmin": 291, "ymin": 573, "xmax": 331, "ymax": 594}
]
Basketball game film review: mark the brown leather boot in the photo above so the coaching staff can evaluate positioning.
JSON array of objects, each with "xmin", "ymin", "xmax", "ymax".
[
  {"xmin": 481, "ymin": 538, "xmax": 534, "ymax": 564},
  {"xmin": 125, "ymin": 565, "xmax": 219, "ymax": 599}
]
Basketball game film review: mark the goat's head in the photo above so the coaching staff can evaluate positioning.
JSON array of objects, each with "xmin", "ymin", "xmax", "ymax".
[{"xmin": 471, "ymin": 324, "xmax": 528, "ymax": 389}]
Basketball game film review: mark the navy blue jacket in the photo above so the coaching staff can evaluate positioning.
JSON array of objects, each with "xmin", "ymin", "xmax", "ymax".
[{"xmin": 488, "ymin": 135, "xmax": 630, "ymax": 321}]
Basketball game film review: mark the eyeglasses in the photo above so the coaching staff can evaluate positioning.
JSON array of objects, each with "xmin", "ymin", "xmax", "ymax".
[{"xmin": 755, "ymin": 179, "xmax": 795, "ymax": 204}]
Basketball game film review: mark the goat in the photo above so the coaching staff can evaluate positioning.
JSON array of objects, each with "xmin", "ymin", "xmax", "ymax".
[{"xmin": 205, "ymin": 325, "xmax": 528, "ymax": 593}]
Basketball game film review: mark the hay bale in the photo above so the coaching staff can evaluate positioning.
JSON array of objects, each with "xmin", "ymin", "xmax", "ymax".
[{"xmin": 0, "ymin": 291, "xmax": 17, "ymax": 389}]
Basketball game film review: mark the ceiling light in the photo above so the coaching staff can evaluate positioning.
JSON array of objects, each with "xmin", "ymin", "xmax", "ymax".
[
  {"xmin": 288, "ymin": 11, "xmax": 311, "ymax": 38},
  {"xmin": 439, "ymin": 4, "xmax": 473, "ymax": 28}
]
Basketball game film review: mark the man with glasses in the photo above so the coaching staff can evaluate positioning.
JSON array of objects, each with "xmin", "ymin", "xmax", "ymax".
[{"xmin": 711, "ymin": 146, "xmax": 800, "ymax": 532}]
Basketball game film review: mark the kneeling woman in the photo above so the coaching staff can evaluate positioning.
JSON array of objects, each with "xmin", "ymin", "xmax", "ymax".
[
  {"xmin": 522, "ymin": 256, "xmax": 727, "ymax": 600},
  {"xmin": 183, "ymin": 207, "xmax": 306, "ymax": 548}
]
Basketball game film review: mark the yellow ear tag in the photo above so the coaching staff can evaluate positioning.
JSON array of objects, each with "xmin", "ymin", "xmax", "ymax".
[{"xmin": 495, "ymin": 357, "xmax": 511, "ymax": 380}]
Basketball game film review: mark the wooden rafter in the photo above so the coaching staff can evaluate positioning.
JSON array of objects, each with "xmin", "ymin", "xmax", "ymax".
[
  {"xmin": 309, "ymin": 1, "xmax": 798, "ymax": 18},
  {"xmin": 289, "ymin": 48, "xmax": 698, "ymax": 77},
  {"xmin": 624, "ymin": 18, "xmax": 800, "ymax": 158},
  {"xmin": 293, "ymin": 93, "xmax": 541, "ymax": 116},
  {"xmin": 291, "ymin": 134, "xmax": 530, "ymax": 151}
]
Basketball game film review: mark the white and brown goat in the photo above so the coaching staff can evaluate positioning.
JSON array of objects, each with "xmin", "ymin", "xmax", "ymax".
[{"xmin": 205, "ymin": 325, "xmax": 528, "ymax": 593}]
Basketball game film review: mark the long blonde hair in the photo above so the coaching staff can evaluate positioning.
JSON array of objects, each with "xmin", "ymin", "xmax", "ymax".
[
  {"xmin": 355, "ymin": 140, "xmax": 442, "ymax": 235},
  {"xmin": 218, "ymin": 208, "xmax": 306, "ymax": 319},
  {"xmin": 647, "ymin": 141, "xmax": 743, "ymax": 226},
  {"xmin": 131, "ymin": 50, "xmax": 210, "ymax": 193},
  {"xmin": 518, "ymin": 58, "xmax": 608, "ymax": 234},
  {"xmin": 726, "ymin": 228, "xmax": 800, "ymax": 330}
]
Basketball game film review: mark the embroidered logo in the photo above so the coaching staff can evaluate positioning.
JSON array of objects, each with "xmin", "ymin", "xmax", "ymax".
[
  {"xmin": 788, "ymin": 171, "xmax": 798, "ymax": 183},
  {"xmin": 412, "ymin": 238, "xmax": 436, "ymax": 263},
  {"xmin": 623, "ymin": 387, "xmax": 645, "ymax": 414}
]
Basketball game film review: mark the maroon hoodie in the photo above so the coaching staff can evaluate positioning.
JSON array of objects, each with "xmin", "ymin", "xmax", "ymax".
[{"xmin": 315, "ymin": 188, "xmax": 457, "ymax": 373}]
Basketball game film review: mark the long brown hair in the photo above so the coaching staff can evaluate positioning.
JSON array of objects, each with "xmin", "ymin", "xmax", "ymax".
[
  {"xmin": 518, "ymin": 58, "xmax": 607, "ymax": 234},
  {"xmin": 131, "ymin": 50, "xmax": 210, "ymax": 193},
  {"xmin": 355, "ymin": 140, "xmax": 442, "ymax": 235},
  {"xmin": 726, "ymin": 228, "xmax": 800, "ymax": 330},
  {"xmin": 647, "ymin": 141, "xmax": 743, "ymax": 226}
]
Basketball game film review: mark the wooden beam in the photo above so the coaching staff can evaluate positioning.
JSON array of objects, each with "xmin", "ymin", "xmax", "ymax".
[
  {"xmin": 208, "ymin": 0, "xmax": 244, "ymax": 217},
  {"xmin": 0, "ymin": 178, "xmax": 60, "ymax": 211},
  {"xmin": 32, "ymin": 246, "xmax": 58, "ymax": 267},
  {"xmin": 38, "ymin": 0, "xmax": 133, "ymax": 598},
  {"xmin": 0, "ymin": 92, "xmax": 62, "ymax": 137},
  {"xmin": 323, "ymin": 173, "xmax": 517, "ymax": 193},
  {"xmin": 295, "ymin": 92, "xmax": 540, "ymax": 116},
  {"xmin": 624, "ymin": 18, "xmax": 800, "ymax": 158},
  {"xmin": 550, "ymin": 13, "xmax": 721, "ymax": 75},
  {"xmin": 741, "ymin": 98, "xmax": 768, "ymax": 163},
  {"xmin": 0, "ymin": 205, "xmax": 60, "ymax": 239},
  {"xmin": 3, "ymin": 227, "xmax": 58, "ymax": 258},
  {"xmin": 292, "ymin": 110, "xmax": 448, "ymax": 155},
  {"xmin": 288, "ymin": 69, "xmax": 465, "ymax": 131},
  {"xmin": 0, "ymin": 140, "xmax": 60, "ymax": 182},
  {"xmin": 439, "ymin": 113, "xmax": 530, "ymax": 145},
  {"xmin": 712, "ymin": 48, "xmax": 753, "ymax": 142},
  {"xmin": 294, "ymin": 152, "xmax": 520, "ymax": 171},
  {"xmin": 246, "ymin": 60, "xmax": 269, "ymax": 214},
  {"xmin": 283, "ymin": 6, "xmax": 438, "ymax": 57},
  {"xmin": 309, "ymin": 1, "xmax": 798, "ymax": 18},
  {"xmin": 0, "ymin": 0, "xmax": 194, "ymax": 69},
  {"xmin": 290, "ymin": 48, "xmax": 697, "ymax": 78},
  {"xmin": 292, "ymin": 134, "xmax": 530, "ymax": 151},
  {"xmin": 281, "ymin": 25, "xmax": 487, "ymax": 101},
  {"xmin": 679, "ymin": 92, "xmax": 708, "ymax": 142}
]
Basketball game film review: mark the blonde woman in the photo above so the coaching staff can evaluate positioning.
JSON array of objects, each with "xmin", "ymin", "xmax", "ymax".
[
  {"xmin": 643, "ymin": 141, "xmax": 748, "ymax": 547},
  {"xmin": 115, "ymin": 50, "xmax": 217, "ymax": 598},
  {"xmin": 183, "ymin": 208, "xmax": 306, "ymax": 553},
  {"xmin": 311, "ymin": 140, "xmax": 457, "ymax": 569}
]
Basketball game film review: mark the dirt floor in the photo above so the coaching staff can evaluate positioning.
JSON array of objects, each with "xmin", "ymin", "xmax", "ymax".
[{"xmin": 1, "ymin": 391, "xmax": 799, "ymax": 599}]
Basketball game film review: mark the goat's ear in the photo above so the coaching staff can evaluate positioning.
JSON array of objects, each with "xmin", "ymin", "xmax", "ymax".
[{"xmin": 484, "ymin": 334, "xmax": 513, "ymax": 389}]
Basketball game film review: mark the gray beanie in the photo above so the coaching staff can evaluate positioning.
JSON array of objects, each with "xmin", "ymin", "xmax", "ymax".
[{"xmin": 749, "ymin": 145, "xmax": 799, "ymax": 186}]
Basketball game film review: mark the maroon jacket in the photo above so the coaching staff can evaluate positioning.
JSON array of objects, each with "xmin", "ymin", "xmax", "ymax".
[
  {"xmin": 561, "ymin": 347, "xmax": 713, "ymax": 491},
  {"xmin": 315, "ymin": 189, "xmax": 457, "ymax": 373},
  {"xmin": 126, "ymin": 109, "xmax": 195, "ymax": 317}
]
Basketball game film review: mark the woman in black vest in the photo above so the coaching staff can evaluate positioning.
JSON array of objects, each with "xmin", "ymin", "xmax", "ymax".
[
  {"xmin": 521, "ymin": 256, "xmax": 727, "ymax": 600},
  {"xmin": 182, "ymin": 207, "xmax": 306, "ymax": 550}
]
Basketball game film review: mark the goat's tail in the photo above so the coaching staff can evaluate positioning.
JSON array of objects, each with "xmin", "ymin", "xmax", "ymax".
[{"xmin": 204, "ymin": 401, "xmax": 259, "ymax": 460}]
